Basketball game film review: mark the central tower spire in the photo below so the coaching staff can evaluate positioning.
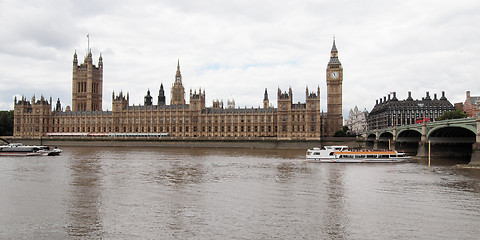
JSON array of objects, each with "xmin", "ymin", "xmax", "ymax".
[
  {"xmin": 175, "ymin": 59, "xmax": 182, "ymax": 83},
  {"xmin": 171, "ymin": 59, "xmax": 185, "ymax": 105}
]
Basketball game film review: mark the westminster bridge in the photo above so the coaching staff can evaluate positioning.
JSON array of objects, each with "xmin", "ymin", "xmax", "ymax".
[{"xmin": 366, "ymin": 116, "xmax": 480, "ymax": 165}]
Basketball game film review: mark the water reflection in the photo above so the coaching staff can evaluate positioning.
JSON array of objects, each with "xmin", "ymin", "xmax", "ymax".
[
  {"xmin": 157, "ymin": 162, "xmax": 205, "ymax": 186},
  {"xmin": 275, "ymin": 162, "xmax": 311, "ymax": 183},
  {"xmin": 2, "ymin": 147, "xmax": 480, "ymax": 239},
  {"xmin": 66, "ymin": 149, "xmax": 105, "ymax": 238},
  {"xmin": 323, "ymin": 165, "xmax": 349, "ymax": 239}
]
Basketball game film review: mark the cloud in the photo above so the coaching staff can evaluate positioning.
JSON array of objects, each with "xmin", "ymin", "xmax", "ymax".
[{"xmin": 1, "ymin": 0, "xmax": 479, "ymax": 123}]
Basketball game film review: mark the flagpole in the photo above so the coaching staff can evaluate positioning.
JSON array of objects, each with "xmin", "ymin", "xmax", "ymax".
[{"xmin": 87, "ymin": 34, "xmax": 90, "ymax": 52}]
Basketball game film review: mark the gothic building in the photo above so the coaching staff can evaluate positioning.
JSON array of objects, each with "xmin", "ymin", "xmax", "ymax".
[
  {"xmin": 345, "ymin": 106, "xmax": 368, "ymax": 136},
  {"xmin": 326, "ymin": 38, "xmax": 343, "ymax": 136},
  {"xmin": 72, "ymin": 50, "xmax": 103, "ymax": 112},
  {"xmin": 14, "ymin": 40, "xmax": 344, "ymax": 139}
]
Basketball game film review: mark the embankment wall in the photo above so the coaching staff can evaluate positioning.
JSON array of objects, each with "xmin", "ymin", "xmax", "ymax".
[{"xmin": 1, "ymin": 136, "xmax": 364, "ymax": 150}]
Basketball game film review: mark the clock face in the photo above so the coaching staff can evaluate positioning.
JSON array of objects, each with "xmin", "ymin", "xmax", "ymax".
[{"xmin": 331, "ymin": 71, "xmax": 339, "ymax": 79}]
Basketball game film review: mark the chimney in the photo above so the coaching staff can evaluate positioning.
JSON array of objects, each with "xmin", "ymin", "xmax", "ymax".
[
  {"xmin": 376, "ymin": 99, "xmax": 378, "ymax": 105},
  {"xmin": 467, "ymin": 91, "xmax": 471, "ymax": 99},
  {"xmin": 383, "ymin": 96, "xmax": 387, "ymax": 102},
  {"xmin": 388, "ymin": 94, "xmax": 391, "ymax": 101},
  {"xmin": 440, "ymin": 91, "xmax": 447, "ymax": 100},
  {"xmin": 425, "ymin": 91, "xmax": 431, "ymax": 100},
  {"xmin": 392, "ymin": 92, "xmax": 397, "ymax": 101},
  {"xmin": 434, "ymin": 93, "xmax": 437, "ymax": 100},
  {"xmin": 407, "ymin": 91, "xmax": 413, "ymax": 101}
]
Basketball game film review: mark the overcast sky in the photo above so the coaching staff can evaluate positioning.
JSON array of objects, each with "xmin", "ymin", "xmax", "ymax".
[{"xmin": 1, "ymin": 0, "xmax": 479, "ymax": 119}]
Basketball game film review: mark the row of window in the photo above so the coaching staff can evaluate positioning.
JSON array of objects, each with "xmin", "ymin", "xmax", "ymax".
[
  {"xmin": 45, "ymin": 115, "xmax": 280, "ymax": 125},
  {"xmin": 281, "ymin": 125, "xmax": 317, "ymax": 132},
  {"xmin": 77, "ymin": 82, "xmax": 100, "ymax": 94},
  {"xmin": 45, "ymin": 125, "xmax": 278, "ymax": 134}
]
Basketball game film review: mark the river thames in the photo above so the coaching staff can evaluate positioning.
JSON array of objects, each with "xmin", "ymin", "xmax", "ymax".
[{"xmin": 1, "ymin": 147, "xmax": 479, "ymax": 239}]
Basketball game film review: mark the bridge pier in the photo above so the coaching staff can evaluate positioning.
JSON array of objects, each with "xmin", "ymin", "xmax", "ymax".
[
  {"xmin": 392, "ymin": 127, "xmax": 396, "ymax": 150},
  {"xmin": 416, "ymin": 122, "xmax": 428, "ymax": 158},
  {"xmin": 470, "ymin": 143, "xmax": 480, "ymax": 165},
  {"xmin": 416, "ymin": 141, "xmax": 427, "ymax": 158},
  {"xmin": 373, "ymin": 140, "xmax": 378, "ymax": 150},
  {"xmin": 390, "ymin": 140, "xmax": 396, "ymax": 150},
  {"xmin": 469, "ymin": 116, "xmax": 480, "ymax": 165}
]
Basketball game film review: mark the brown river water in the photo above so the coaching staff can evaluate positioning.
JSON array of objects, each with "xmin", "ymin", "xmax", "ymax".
[{"xmin": 1, "ymin": 147, "xmax": 480, "ymax": 239}]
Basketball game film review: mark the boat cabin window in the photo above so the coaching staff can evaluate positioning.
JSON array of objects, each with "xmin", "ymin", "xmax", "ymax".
[{"xmin": 329, "ymin": 152, "xmax": 334, "ymax": 156}]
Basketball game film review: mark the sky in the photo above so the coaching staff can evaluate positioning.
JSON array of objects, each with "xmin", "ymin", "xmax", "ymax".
[{"xmin": 1, "ymin": 0, "xmax": 479, "ymax": 120}]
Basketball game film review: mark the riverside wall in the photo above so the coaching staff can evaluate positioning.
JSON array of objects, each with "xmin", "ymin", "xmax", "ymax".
[{"xmin": 1, "ymin": 136, "xmax": 363, "ymax": 150}]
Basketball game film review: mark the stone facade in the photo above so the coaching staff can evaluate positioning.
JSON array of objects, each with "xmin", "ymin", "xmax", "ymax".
[
  {"xmin": 14, "ymin": 41, "xmax": 343, "ymax": 139},
  {"xmin": 72, "ymin": 51, "xmax": 103, "ymax": 112},
  {"xmin": 463, "ymin": 91, "xmax": 480, "ymax": 117},
  {"xmin": 345, "ymin": 106, "xmax": 368, "ymax": 136},
  {"xmin": 326, "ymin": 38, "xmax": 343, "ymax": 136}
]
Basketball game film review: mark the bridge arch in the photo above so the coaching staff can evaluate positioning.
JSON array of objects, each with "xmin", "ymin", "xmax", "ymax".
[
  {"xmin": 378, "ymin": 132, "xmax": 393, "ymax": 142},
  {"xmin": 367, "ymin": 133, "xmax": 376, "ymax": 141},
  {"xmin": 397, "ymin": 129, "xmax": 421, "ymax": 143},
  {"xmin": 427, "ymin": 126, "xmax": 476, "ymax": 144}
]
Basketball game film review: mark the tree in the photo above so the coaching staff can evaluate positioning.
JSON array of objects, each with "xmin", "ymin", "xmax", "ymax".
[
  {"xmin": 437, "ymin": 110, "xmax": 467, "ymax": 121},
  {"xmin": 333, "ymin": 129, "xmax": 347, "ymax": 137},
  {"xmin": 0, "ymin": 110, "xmax": 14, "ymax": 136},
  {"xmin": 334, "ymin": 126, "xmax": 357, "ymax": 137}
]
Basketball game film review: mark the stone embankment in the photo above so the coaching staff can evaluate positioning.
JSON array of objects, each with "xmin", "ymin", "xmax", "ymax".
[{"xmin": 1, "ymin": 136, "xmax": 362, "ymax": 150}]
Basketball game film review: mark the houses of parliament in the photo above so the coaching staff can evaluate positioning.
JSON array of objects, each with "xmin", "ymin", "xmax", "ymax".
[{"xmin": 13, "ymin": 40, "xmax": 343, "ymax": 140}]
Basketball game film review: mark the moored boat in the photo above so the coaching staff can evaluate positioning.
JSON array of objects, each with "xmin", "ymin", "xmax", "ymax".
[
  {"xmin": 0, "ymin": 143, "xmax": 62, "ymax": 157},
  {"xmin": 306, "ymin": 146, "xmax": 410, "ymax": 163}
]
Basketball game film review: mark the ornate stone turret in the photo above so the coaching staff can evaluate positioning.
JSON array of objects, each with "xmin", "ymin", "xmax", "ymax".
[
  {"xmin": 263, "ymin": 88, "xmax": 269, "ymax": 109},
  {"xmin": 227, "ymin": 99, "xmax": 235, "ymax": 109},
  {"xmin": 213, "ymin": 99, "xmax": 223, "ymax": 109},
  {"xmin": 158, "ymin": 83, "xmax": 166, "ymax": 106},
  {"xmin": 112, "ymin": 91, "xmax": 129, "ymax": 112},
  {"xmin": 144, "ymin": 89, "xmax": 152, "ymax": 106},
  {"xmin": 55, "ymin": 98, "xmax": 62, "ymax": 112},
  {"xmin": 306, "ymin": 86, "xmax": 321, "ymax": 110},
  {"xmin": 277, "ymin": 87, "xmax": 293, "ymax": 110},
  {"xmin": 190, "ymin": 88, "xmax": 205, "ymax": 111}
]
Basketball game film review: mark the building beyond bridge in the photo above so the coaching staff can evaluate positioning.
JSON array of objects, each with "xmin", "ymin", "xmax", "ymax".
[
  {"xmin": 367, "ymin": 91, "xmax": 455, "ymax": 131},
  {"xmin": 345, "ymin": 106, "xmax": 368, "ymax": 136},
  {"xmin": 14, "ymin": 40, "xmax": 344, "ymax": 140},
  {"xmin": 463, "ymin": 91, "xmax": 480, "ymax": 117}
]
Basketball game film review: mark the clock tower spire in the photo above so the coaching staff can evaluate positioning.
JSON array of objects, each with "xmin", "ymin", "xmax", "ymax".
[{"xmin": 326, "ymin": 37, "xmax": 343, "ymax": 136}]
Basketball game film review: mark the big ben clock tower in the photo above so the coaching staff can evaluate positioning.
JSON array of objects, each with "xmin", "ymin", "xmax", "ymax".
[{"xmin": 326, "ymin": 37, "xmax": 343, "ymax": 136}]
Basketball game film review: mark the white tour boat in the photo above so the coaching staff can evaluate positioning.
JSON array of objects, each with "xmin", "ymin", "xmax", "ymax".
[
  {"xmin": 306, "ymin": 146, "xmax": 410, "ymax": 163},
  {"xmin": 0, "ymin": 143, "xmax": 62, "ymax": 157}
]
